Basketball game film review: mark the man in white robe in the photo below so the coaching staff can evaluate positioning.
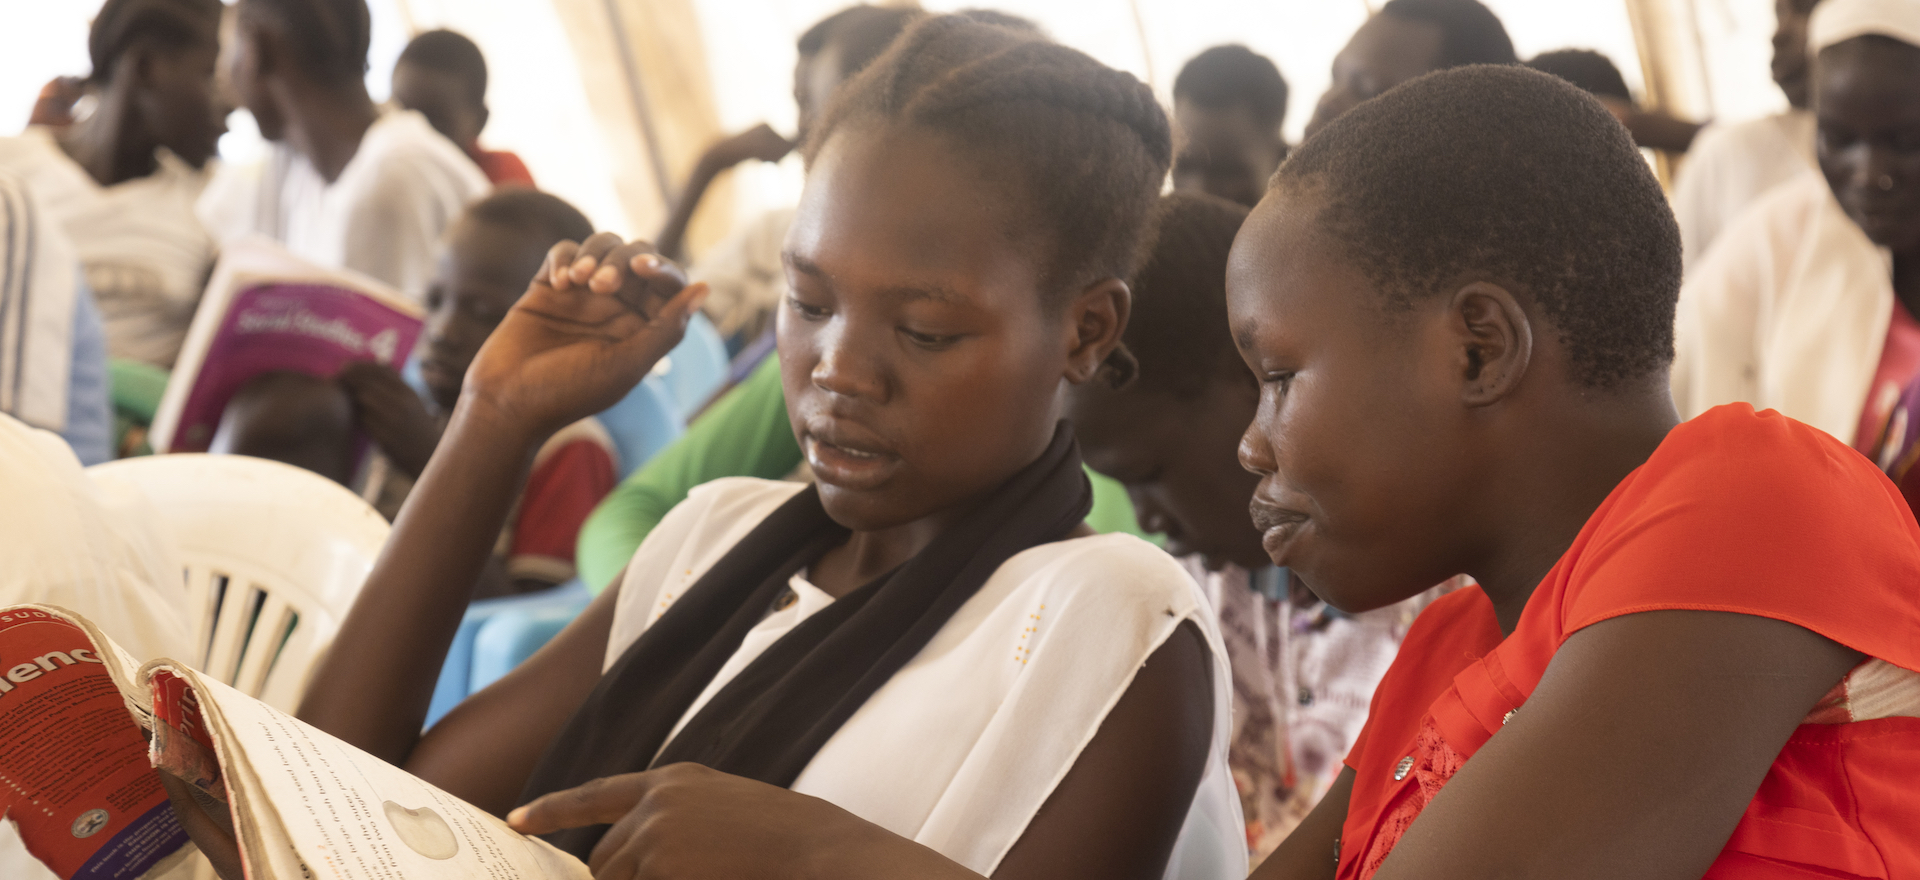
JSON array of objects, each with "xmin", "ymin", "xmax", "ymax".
[
  {"xmin": 197, "ymin": 0, "xmax": 486, "ymax": 300},
  {"xmin": 1670, "ymin": 0, "xmax": 1823, "ymax": 271},
  {"xmin": 1672, "ymin": 0, "xmax": 1920, "ymax": 447}
]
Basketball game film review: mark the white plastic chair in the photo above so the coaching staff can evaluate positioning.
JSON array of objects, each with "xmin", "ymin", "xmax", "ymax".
[{"xmin": 87, "ymin": 454, "xmax": 389, "ymax": 711}]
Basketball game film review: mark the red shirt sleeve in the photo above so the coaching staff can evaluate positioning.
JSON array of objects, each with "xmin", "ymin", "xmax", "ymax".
[
  {"xmin": 1558, "ymin": 404, "xmax": 1920, "ymax": 672},
  {"xmin": 509, "ymin": 438, "xmax": 616, "ymax": 581}
]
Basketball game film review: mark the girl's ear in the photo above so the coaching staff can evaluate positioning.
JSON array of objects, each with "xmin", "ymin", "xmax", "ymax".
[
  {"xmin": 1447, "ymin": 281, "xmax": 1534, "ymax": 407},
  {"xmin": 1063, "ymin": 277, "xmax": 1130, "ymax": 386}
]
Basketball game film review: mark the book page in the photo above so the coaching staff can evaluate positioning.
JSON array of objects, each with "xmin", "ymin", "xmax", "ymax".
[
  {"xmin": 0, "ymin": 608, "xmax": 190, "ymax": 880},
  {"xmin": 147, "ymin": 665, "xmax": 589, "ymax": 880}
]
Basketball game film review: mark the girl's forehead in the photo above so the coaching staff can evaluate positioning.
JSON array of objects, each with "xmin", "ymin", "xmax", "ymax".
[{"xmin": 787, "ymin": 127, "xmax": 1050, "ymax": 303}]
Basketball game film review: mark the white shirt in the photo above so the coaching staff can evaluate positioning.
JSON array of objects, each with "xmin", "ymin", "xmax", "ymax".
[
  {"xmin": 0, "ymin": 128, "xmax": 215, "ymax": 368},
  {"xmin": 1672, "ymin": 169, "xmax": 1892, "ymax": 441},
  {"xmin": 197, "ymin": 110, "xmax": 488, "ymax": 301},
  {"xmin": 1670, "ymin": 110, "xmax": 1818, "ymax": 273},
  {"xmin": 608, "ymin": 477, "xmax": 1248, "ymax": 880}
]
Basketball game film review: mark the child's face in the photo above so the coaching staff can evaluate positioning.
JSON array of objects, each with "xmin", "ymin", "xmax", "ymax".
[
  {"xmin": 779, "ymin": 125, "xmax": 1079, "ymax": 533},
  {"xmin": 1226, "ymin": 185, "xmax": 1479, "ymax": 613},
  {"xmin": 1815, "ymin": 39, "xmax": 1920, "ymax": 253},
  {"xmin": 1171, "ymin": 99, "xmax": 1283, "ymax": 209},
  {"xmin": 1305, "ymin": 13, "xmax": 1445, "ymax": 141},
  {"xmin": 392, "ymin": 60, "xmax": 485, "ymax": 148},
  {"xmin": 1067, "ymin": 380, "xmax": 1268, "ymax": 572},
  {"xmin": 418, "ymin": 219, "xmax": 549, "ymax": 413}
]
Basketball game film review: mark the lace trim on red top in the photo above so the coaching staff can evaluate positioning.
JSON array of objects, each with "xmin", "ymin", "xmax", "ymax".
[{"xmin": 1358, "ymin": 717, "xmax": 1467, "ymax": 880}]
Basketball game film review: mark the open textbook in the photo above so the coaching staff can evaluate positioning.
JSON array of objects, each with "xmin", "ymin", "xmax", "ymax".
[
  {"xmin": 0, "ymin": 605, "xmax": 589, "ymax": 880},
  {"xmin": 149, "ymin": 237, "xmax": 424, "ymax": 456}
]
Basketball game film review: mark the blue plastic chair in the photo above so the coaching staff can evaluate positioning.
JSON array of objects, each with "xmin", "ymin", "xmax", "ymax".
[
  {"xmin": 425, "ymin": 579, "xmax": 593, "ymax": 728},
  {"xmin": 596, "ymin": 377, "xmax": 684, "ymax": 480},
  {"xmin": 652, "ymin": 313, "xmax": 729, "ymax": 420}
]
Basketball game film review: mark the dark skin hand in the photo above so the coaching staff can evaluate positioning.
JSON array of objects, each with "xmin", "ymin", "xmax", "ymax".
[
  {"xmin": 509, "ymin": 622, "xmax": 1214, "ymax": 880},
  {"xmin": 337, "ymin": 361, "xmax": 441, "ymax": 479},
  {"xmin": 654, "ymin": 123, "xmax": 794, "ymax": 262},
  {"xmin": 1600, "ymin": 97, "xmax": 1704, "ymax": 153},
  {"xmin": 294, "ymin": 231, "xmax": 707, "ymax": 775},
  {"xmin": 29, "ymin": 76, "xmax": 86, "ymax": 128},
  {"xmin": 655, "ymin": 46, "xmax": 840, "ymax": 261}
]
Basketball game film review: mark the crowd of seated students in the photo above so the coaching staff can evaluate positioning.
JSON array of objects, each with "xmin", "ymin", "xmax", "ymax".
[{"xmin": 3, "ymin": 0, "xmax": 1920, "ymax": 879}]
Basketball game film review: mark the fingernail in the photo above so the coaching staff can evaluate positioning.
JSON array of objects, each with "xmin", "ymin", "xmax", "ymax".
[
  {"xmin": 592, "ymin": 264, "xmax": 619, "ymax": 287},
  {"xmin": 506, "ymin": 807, "xmax": 528, "ymax": 826},
  {"xmin": 633, "ymin": 254, "xmax": 661, "ymax": 271},
  {"xmin": 571, "ymin": 256, "xmax": 596, "ymax": 276}
]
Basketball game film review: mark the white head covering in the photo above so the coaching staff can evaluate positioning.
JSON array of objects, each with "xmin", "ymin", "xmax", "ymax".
[
  {"xmin": 1810, "ymin": 0, "xmax": 1920, "ymax": 54},
  {"xmin": 0, "ymin": 172, "xmax": 78, "ymax": 431}
]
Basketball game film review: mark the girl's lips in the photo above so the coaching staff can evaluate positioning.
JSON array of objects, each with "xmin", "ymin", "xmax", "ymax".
[
  {"xmin": 1260, "ymin": 519, "xmax": 1307, "ymax": 565},
  {"xmin": 805, "ymin": 435, "xmax": 901, "ymax": 491}
]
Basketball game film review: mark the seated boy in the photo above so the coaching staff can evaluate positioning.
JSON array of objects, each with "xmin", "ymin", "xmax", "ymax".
[
  {"xmin": 1171, "ymin": 46, "xmax": 1290, "ymax": 209},
  {"xmin": 390, "ymin": 29, "xmax": 535, "ymax": 188},
  {"xmin": 1067, "ymin": 191, "xmax": 1458, "ymax": 863},
  {"xmin": 217, "ymin": 190, "xmax": 618, "ymax": 596}
]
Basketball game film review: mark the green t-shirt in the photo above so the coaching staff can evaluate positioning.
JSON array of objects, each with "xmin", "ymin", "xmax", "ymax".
[{"xmin": 576, "ymin": 355, "xmax": 1149, "ymax": 593}]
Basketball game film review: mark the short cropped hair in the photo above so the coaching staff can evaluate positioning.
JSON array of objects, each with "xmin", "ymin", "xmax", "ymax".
[
  {"xmin": 1276, "ymin": 65, "xmax": 1679, "ymax": 389},
  {"xmin": 1127, "ymin": 192, "xmax": 1250, "ymax": 396},
  {"xmin": 1379, "ymin": 0, "xmax": 1517, "ymax": 68},
  {"xmin": 1527, "ymin": 49, "xmax": 1633, "ymax": 102},
  {"xmin": 463, "ymin": 189, "xmax": 595, "ymax": 251},
  {"xmin": 797, "ymin": 5, "xmax": 925, "ymax": 81},
  {"xmin": 1173, "ymin": 45, "xmax": 1289, "ymax": 133},
  {"xmin": 238, "ymin": 0, "xmax": 372, "ymax": 87},
  {"xmin": 398, "ymin": 29, "xmax": 488, "ymax": 106},
  {"xmin": 88, "ymin": 0, "xmax": 223, "ymax": 84}
]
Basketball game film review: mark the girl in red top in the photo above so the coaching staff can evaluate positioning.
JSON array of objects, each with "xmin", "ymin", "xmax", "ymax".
[{"xmin": 493, "ymin": 58, "xmax": 1920, "ymax": 880}]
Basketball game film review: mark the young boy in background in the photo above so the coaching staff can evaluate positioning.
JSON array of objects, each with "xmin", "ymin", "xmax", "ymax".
[
  {"xmin": 216, "ymin": 189, "xmax": 616, "ymax": 596},
  {"xmin": 390, "ymin": 28, "xmax": 535, "ymax": 188}
]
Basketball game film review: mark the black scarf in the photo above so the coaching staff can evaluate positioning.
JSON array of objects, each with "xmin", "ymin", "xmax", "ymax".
[{"xmin": 520, "ymin": 423, "xmax": 1093, "ymax": 858}]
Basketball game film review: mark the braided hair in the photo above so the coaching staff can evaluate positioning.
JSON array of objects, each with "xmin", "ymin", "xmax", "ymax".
[
  {"xmin": 238, "ymin": 0, "xmax": 372, "ymax": 88},
  {"xmin": 87, "ymin": 0, "xmax": 223, "ymax": 85},
  {"xmin": 803, "ymin": 15, "xmax": 1173, "ymax": 312}
]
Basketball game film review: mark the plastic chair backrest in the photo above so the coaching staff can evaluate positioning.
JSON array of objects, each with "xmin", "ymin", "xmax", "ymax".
[
  {"xmin": 596, "ymin": 377, "xmax": 685, "ymax": 480},
  {"xmin": 87, "ymin": 454, "xmax": 389, "ymax": 711},
  {"xmin": 651, "ymin": 313, "xmax": 729, "ymax": 420}
]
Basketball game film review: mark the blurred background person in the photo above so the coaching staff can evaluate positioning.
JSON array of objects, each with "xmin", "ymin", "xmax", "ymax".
[
  {"xmin": 1170, "ymin": 44, "xmax": 1289, "ymax": 208},
  {"xmin": 0, "ymin": 0, "xmax": 224, "ymax": 370},
  {"xmin": 390, "ymin": 28, "xmax": 534, "ymax": 188}
]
